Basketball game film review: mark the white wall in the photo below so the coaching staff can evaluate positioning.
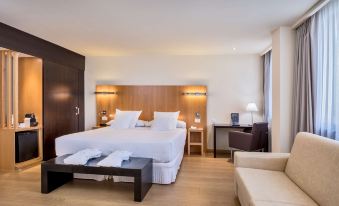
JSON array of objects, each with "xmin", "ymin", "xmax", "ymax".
[
  {"xmin": 271, "ymin": 27, "xmax": 295, "ymax": 152},
  {"xmin": 85, "ymin": 54, "xmax": 263, "ymax": 149}
]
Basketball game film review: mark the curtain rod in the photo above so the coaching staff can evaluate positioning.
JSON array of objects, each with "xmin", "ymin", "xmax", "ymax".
[{"xmin": 292, "ymin": 0, "xmax": 330, "ymax": 29}]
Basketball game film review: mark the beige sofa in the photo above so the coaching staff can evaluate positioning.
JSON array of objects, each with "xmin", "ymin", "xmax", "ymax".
[{"xmin": 234, "ymin": 132, "xmax": 339, "ymax": 206}]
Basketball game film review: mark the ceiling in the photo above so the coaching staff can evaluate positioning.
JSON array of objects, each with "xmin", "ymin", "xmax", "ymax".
[{"xmin": 0, "ymin": 0, "xmax": 317, "ymax": 56}]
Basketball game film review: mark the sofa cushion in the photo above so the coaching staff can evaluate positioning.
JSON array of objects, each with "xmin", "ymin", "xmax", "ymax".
[
  {"xmin": 285, "ymin": 132, "xmax": 339, "ymax": 206},
  {"xmin": 235, "ymin": 167, "xmax": 317, "ymax": 206}
]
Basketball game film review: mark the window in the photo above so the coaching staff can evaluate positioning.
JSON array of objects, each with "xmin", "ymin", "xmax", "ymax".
[{"xmin": 312, "ymin": 0, "xmax": 339, "ymax": 140}]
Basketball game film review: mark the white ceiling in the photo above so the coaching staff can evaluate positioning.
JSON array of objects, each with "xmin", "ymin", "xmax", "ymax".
[{"xmin": 0, "ymin": 0, "xmax": 317, "ymax": 56}]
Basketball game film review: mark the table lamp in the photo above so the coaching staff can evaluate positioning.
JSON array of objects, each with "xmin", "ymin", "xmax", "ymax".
[{"xmin": 246, "ymin": 103, "xmax": 258, "ymax": 125}]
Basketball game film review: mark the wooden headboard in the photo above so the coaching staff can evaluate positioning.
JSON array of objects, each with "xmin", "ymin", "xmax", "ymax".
[{"xmin": 96, "ymin": 85, "xmax": 207, "ymax": 150}]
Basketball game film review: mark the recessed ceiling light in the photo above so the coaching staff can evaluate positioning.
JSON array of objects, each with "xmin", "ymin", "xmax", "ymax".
[{"xmin": 233, "ymin": 47, "xmax": 236, "ymax": 51}]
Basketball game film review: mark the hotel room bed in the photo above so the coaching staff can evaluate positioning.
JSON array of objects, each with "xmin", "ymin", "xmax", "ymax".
[{"xmin": 55, "ymin": 127, "xmax": 187, "ymax": 184}]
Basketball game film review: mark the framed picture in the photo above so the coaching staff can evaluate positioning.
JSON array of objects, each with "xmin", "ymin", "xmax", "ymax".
[{"xmin": 231, "ymin": 113, "xmax": 239, "ymax": 126}]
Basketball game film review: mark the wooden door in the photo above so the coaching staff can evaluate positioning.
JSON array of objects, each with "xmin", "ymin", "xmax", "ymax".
[{"xmin": 43, "ymin": 60, "xmax": 81, "ymax": 160}]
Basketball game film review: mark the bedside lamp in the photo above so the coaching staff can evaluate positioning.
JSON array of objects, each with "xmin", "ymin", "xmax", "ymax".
[{"xmin": 246, "ymin": 103, "xmax": 258, "ymax": 125}]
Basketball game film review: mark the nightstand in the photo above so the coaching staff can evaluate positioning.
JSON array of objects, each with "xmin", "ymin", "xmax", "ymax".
[
  {"xmin": 92, "ymin": 125, "xmax": 107, "ymax": 130},
  {"xmin": 188, "ymin": 128, "xmax": 204, "ymax": 155}
]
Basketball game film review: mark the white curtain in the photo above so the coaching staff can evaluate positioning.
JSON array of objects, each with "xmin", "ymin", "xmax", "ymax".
[
  {"xmin": 263, "ymin": 50, "xmax": 272, "ymax": 151},
  {"xmin": 311, "ymin": 0, "xmax": 339, "ymax": 140},
  {"xmin": 263, "ymin": 50, "xmax": 272, "ymax": 123}
]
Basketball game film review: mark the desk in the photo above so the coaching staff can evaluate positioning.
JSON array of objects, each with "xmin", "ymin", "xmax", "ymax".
[{"xmin": 213, "ymin": 123, "xmax": 252, "ymax": 158}]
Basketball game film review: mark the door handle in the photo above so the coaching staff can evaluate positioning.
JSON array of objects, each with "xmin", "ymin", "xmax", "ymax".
[{"xmin": 75, "ymin": 106, "xmax": 80, "ymax": 115}]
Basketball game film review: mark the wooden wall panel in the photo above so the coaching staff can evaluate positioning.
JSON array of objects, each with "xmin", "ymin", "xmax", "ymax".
[
  {"xmin": 96, "ymin": 85, "xmax": 207, "ymax": 151},
  {"xmin": 0, "ymin": 52, "xmax": 3, "ymax": 127},
  {"xmin": 18, "ymin": 57, "xmax": 43, "ymax": 124},
  {"xmin": 0, "ymin": 129, "xmax": 15, "ymax": 170},
  {"xmin": 5, "ymin": 51, "xmax": 11, "ymax": 128}
]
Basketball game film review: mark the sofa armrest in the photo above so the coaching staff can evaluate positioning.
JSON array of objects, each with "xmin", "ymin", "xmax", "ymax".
[{"xmin": 234, "ymin": 152, "xmax": 290, "ymax": 171}]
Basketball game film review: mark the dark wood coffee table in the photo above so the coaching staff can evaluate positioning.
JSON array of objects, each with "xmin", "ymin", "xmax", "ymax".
[{"xmin": 41, "ymin": 155, "xmax": 153, "ymax": 202}]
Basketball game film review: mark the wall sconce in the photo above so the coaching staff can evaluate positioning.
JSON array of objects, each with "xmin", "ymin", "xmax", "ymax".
[
  {"xmin": 100, "ymin": 110, "xmax": 108, "ymax": 121},
  {"xmin": 182, "ymin": 92, "xmax": 207, "ymax": 96},
  {"xmin": 94, "ymin": 91, "xmax": 117, "ymax": 95},
  {"xmin": 191, "ymin": 112, "xmax": 201, "ymax": 129},
  {"xmin": 194, "ymin": 112, "xmax": 201, "ymax": 123}
]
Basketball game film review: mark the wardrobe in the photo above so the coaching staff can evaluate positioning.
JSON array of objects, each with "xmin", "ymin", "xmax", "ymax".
[
  {"xmin": 43, "ymin": 60, "xmax": 84, "ymax": 160},
  {"xmin": 0, "ymin": 22, "xmax": 85, "ymax": 169}
]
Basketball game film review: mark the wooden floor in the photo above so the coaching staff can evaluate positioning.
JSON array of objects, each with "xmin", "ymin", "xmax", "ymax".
[{"xmin": 0, "ymin": 154, "xmax": 240, "ymax": 206}]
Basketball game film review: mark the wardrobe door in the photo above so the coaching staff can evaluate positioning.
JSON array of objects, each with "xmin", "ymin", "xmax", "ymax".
[
  {"xmin": 77, "ymin": 69, "xmax": 84, "ymax": 132},
  {"xmin": 43, "ymin": 60, "xmax": 80, "ymax": 160}
]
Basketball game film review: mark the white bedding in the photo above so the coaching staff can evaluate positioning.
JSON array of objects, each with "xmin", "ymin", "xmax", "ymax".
[{"xmin": 55, "ymin": 127, "xmax": 186, "ymax": 163}]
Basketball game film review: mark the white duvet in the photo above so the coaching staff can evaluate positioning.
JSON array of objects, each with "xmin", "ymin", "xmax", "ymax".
[{"xmin": 55, "ymin": 127, "xmax": 187, "ymax": 163}]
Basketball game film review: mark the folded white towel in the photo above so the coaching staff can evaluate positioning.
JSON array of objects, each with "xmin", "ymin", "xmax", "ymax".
[
  {"xmin": 98, "ymin": 156, "xmax": 123, "ymax": 167},
  {"xmin": 113, "ymin": 150, "xmax": 132, "ymax": 161},
  {"xmin": 97, "ymin": 150, "xmax": 132, "ymax": 167},
  {"xmin": 64, "ymin": 148, "xmax": 102, "ymax": 165}
]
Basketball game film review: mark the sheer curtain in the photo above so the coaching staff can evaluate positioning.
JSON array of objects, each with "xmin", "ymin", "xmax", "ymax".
[
  {"xmin": 263, "ymin": 50, "xmax": 272, "ymax": 123},
  {"xmin": 292, "ymin": 20, "xmax": 314, "ymax": 139},
  {"xmin": 263, "ymin": 50, "xmax": 272, "ymax": 151},
  {"xmin": 311, "ymin": 0, "xmax": 339, "ymax": 140}
]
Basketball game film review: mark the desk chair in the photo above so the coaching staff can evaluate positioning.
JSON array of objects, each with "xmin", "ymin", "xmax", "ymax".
[{"xmin": 229, "ymin": 122, "xmax": 268, "ymax": 160}]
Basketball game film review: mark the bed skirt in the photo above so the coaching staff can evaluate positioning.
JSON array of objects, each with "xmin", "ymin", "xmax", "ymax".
[{"xmin": 74, "ymin": 151, "xmax": 184, "ymax": 184}]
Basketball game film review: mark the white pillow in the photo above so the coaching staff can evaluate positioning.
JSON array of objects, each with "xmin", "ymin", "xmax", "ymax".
[
  {"xmin": 136, "ymin": 120, "xmax": 148, "ymax": 127},
  {"xmin": 145, "ymin": 120, "xmax": 153, "ymax": 127},
  {"xmin": 154, "ymin": 111, "xmax": 180, "ymax": 120},
  {"xmin": 176, "ymin": 120, "xmax": 186, "ymax": 128},
  {"xmin": 116, "ymin": 109, "xmax": 142, "ymax": 128},
  {"xmin": 151, "ymin": 117, "xmax": 177, "ymax": 131},
  {"xmin": 147, "ymin": 120, "xmax": 186, "ymax": 128},
  {"xmin": 110, "ymin": 112, "xmax": 135, "ymax": 129},
  {"xmin": 106, "ymin": 119, "xmax": 114, "ymax": 126}
]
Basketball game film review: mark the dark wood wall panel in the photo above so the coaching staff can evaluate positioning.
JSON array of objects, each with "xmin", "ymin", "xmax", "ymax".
[{"xmin": 0, "ymin": 22, "xmax": 84, "ymax": 70}]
